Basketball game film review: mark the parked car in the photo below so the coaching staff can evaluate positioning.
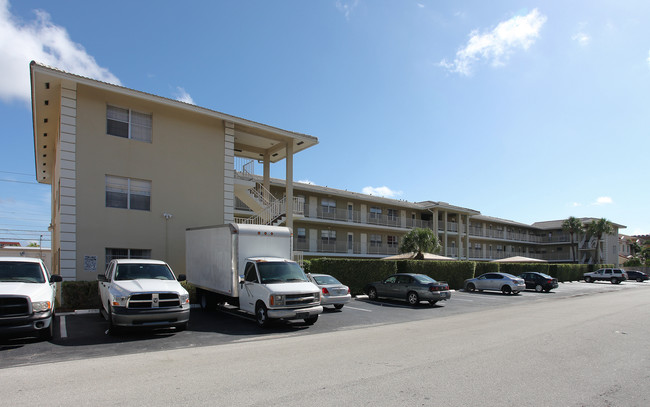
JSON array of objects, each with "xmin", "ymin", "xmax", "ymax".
[
  {"xmin": 98, "ymin": 259, "xmax": 190, "ymax": 334},
  {"xmin": 583, "ymin": 268, "xmax": 627, "ymax": 284},
  {"xmin": 364, "ymin": 273, "xmax": 451, "ymax": 306},
  {"xmin": 625, "ymin": 270, "xmax": 649, "ymax": 282},
  {"xmin": 307, "ymin": 273, "xmax": 351, "ymax": 309},
  {"xmin": 0, "ymin": 257, "xmax": 62, "ymax": 340},
  {"xmin": 518, "ymin": 272, "xmax": 558, "ymax": 292},
  {"xmin": 464, "ymin": 273, "xmax": 525, "ymax": 295}
]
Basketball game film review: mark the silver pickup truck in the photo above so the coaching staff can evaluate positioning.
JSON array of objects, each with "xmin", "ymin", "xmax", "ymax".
[{"xmin": 98, "ymin": 259, "xmax": 190, "ymax": 334}]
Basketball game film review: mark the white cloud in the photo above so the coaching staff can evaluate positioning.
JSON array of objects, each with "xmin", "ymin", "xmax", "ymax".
[
  {"xmin": 335, "ymin": 0, "xmax": 359, "ymax": 20},
  {"xmin": 0, "ymin": 0, "xmax": 120, "ymax": 104},
  {"xmin": 572, "ymin": 32, "xmax": 590, "ymax": 46},
  {"xmin": 440, "ymin": 9, "xmax": 547, "ymax": 75},
  {"xmin": 362, "ymin": 186, "xmax": 403, "ymax": 198},
  {"xmin": 297, "ymin": 179, "xmax": 315, "ymax": 185},
  {"xmin": 174, "ymin": 87, "xmax": 194, "ymax": 104},
  {"xmin": 594, "ymin": 196, "xmax": 613, "ymax": 205},
  {"xmin": 417, "ymin": 3, "xmax": 425, "ymax": 8},
  {"xmin": 572, "ymin": 23, "xmax": 590, "ymax": 46}
]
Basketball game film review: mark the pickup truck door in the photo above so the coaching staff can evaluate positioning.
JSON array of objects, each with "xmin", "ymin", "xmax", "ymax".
[
  {"xmin": 239, "ymin": 262, "xmax": 260, "ymax": 314},
  {"xmin": 99, "ymin": 261, "xmax": 115, "ymax": 309}
]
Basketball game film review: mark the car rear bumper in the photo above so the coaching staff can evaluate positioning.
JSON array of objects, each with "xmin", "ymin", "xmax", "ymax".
[
  {"xmin": 421, "ymin": 291, "xmax": 452, "ymax": 301},
  {"xmin": 321, "ymin": 294, "xmax": 352, "ymax": 306},
  {"xmin": 268, "ymin": 305, "xmax": 323, "ymax": 320},
  {"xmin": 111, "ymin": 306, "xmax": 190, "ymax": 327}
]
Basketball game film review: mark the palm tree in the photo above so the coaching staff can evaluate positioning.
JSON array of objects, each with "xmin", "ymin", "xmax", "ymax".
[
  {"xmin": 587, "ymin": 218, "xmax": 614, "ymax": 264},
  {"xmin": 399, "ymin": 228, "xmax": 441, "ymax": 260},
  {"xmin": 561, "ymin": 217, "xmax": 583, "ymax": 263}
]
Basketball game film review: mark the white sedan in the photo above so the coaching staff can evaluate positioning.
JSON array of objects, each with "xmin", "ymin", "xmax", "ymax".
[{"xmin": 307, "ymin": 273, "xmax": 351, "ymax": 309}]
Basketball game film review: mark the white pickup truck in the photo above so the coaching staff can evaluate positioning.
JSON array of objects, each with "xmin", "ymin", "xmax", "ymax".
[
  {"xmin": 98, "ymin": 259, "xmax": 190, "ymax": 334},
  {"xmin": 0, "ymin": 257, "xmax": 62, "ymax": 340}
]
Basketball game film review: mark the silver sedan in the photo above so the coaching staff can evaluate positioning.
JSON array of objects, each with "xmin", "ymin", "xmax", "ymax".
[
  {"xmin": 307, "ymin": 273, "xmax": 351, "ymax": 309},
  {"xmin": 464, "ymin": 272, "xmax": 525, "ymax": 295}
]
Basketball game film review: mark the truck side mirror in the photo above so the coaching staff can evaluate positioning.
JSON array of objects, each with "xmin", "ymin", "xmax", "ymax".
[
  {"xmin": 50, "ymin": 275, "xmax": 63, "ymax": 283},
  {"xmin": 97, "ymin": 275, "xmax": 107, "ymax": 282},
  {"xmin": 177, "ymin": 274, "xmax": 186, "ymax": 282}
]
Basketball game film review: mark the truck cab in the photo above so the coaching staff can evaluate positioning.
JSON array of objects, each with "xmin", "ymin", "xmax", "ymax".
[{"xmin": 239, "ymin": 257, "xmax": 322, "ymax": 327}]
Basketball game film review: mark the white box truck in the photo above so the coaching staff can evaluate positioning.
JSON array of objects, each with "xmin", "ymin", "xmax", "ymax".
[{"xmin": 186, "ymin": 223, "xmax": 322, "ymax": 327}]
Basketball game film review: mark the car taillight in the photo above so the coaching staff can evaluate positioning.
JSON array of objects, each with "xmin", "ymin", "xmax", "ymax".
[
  {"xmin": 547, "ymin": 279, "xmax": 553, "ymax": 284},
  {"xmin": 347, "ymin": 287, "xmax": 350, "ymax": 294},
  {"xmin": 322, "ymin": 287, "xmax": 330, "ymax": 295}
]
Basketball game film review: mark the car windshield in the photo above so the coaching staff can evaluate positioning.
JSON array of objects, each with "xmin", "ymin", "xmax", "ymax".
[
  {"xmin": 413, "ymin": 274, "xmax": 438, "ymax": 284},
  {"xmin": 313, "ymin": 275, "xmax": 341, "ymax": 285},
  {"xmin": 115, "ymin": 264, "xmax": 175, "ymax": 281},
  {"xmin": 258, "ymin": 262, "xmax": 308, "ymax": 284},
  {"xmin": 0, "ymin": 262, "xmax": 46, "ymax": 283}
]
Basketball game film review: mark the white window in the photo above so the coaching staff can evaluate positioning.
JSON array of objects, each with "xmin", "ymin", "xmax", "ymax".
[
  {"xmin": 370, "ymin": 207, "xmax": 382, "ymax": 219},
  {"xmin": 105, "ymin": 248, "xmax": 151, "ymax": 269},
  {"xmin": 387, "ymin": 209, "xmax": 398, "ymax": 221},
  {"xmin": 107, "ymin": 105, "xmax": 152, "ymax": 142},
  {"xmin": 297, "ymin": 228, "xmax": 306, "ymax": 241},
  {"xmin": 387, "ymin": 235, "xmax": 398, "ymax": 247},
  {"xmin": 321, "ymin": 198, "xmax": 336, "ymax": 214},
  {"xmin": 106, "ymin": 175, "xmax": 151, "ymax": 211},
  {"xmin": 370, "ymin": 234, "xmax": 382, "ymax": 247},
  {"xmin": 321, "ymin": 230, "xmax": 336, "ymax": 243}
]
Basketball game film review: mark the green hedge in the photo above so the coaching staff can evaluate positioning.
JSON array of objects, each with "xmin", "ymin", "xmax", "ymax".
[
  {"xmin": 61, "ymin": 281, "xmax": 100, "ymax": 310},
  {"xmin": 309, "ymin": 258, "xmax": 397, "ymax": 295},
  {"xmin": 396, "ymin": 260, "xmax": 475, "ymax": 289},
  {"xmin": 475, "ymin": 262, "xmax": 499, "ymax": 276}
]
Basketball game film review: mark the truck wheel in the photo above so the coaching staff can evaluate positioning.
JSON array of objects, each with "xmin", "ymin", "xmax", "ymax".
[
  {"xmin": 304, "ymin": 315, "xmax": 318, "ymax": 325},
  {"xmin": 40, "ymin": 315, "xmax": 54, "ymax": 341},
  {"xmin": 107, "ymin": 304, "xmax": 120, "ymax": 335},
  {"xmin": 175, "ymin": 322, "xmax": 188, "ymax": 332},
  {"xmin": 255, "ymin": 304, "xmax": 270, "ymax": 328},
  {"xmin": 611, "ymin": 278, "xmax": 618, "ymax": 284},
  {"xmin": 334, "ymin": 304, "xmax": 344, "ymax": 310}
]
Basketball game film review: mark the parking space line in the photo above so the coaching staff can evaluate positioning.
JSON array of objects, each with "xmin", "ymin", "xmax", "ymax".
[
  {"xmin": 59, "ymin": 315, "xmax": 68, "ymax": 338},
  {"xmin": 344, "ymin": 306, "xmax": 372, "ymax": 312}
]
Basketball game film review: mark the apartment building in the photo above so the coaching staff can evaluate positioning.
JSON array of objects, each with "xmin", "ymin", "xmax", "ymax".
[
  {"xmin": 234, "ymin": 175, "xmax": 623, "ymax": 266},
  {"xmin": 31, "ymin": 63, "xmax": 623, "ymax": 280},
  {"xmin": 30, "ymin": 62, "xmax": 317, "ymax": 281}
]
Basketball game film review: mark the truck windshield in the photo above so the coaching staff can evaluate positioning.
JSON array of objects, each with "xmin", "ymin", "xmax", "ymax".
[
  {"xmin": 257, "ymin": 262, "xmax": 308, "ymax": 284},
  {"xmin": 0, "ymin": 262, "xmax": 46, "ymax": 283},
  {"xmin": 115, "ymin": 264, "xmax": 175, "ymax": 281}
]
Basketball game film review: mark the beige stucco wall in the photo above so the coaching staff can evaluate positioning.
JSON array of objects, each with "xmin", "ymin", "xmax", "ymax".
[{"xmin": 73, "ymin": 85, "xmax": 226, "ymax": 280}]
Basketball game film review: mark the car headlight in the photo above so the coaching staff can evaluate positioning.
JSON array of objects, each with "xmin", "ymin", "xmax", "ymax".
[
  {"xmin": 32, "ymin": 301, "xmax": 51, "ymax": 312},
  {"xmin": 270, "ymin": 295, "xmax": 285, "ymax": 306},
  {"xmin": 180, "ymin": 293, "xmax": 190, "ymax": 304},
  {"xmin": 112, "ymin": 296, "xmax": 128, "ymax": 307},
  {"xmin": 314, "ymin": 292, "xmax": 320, "ymax": 303}
]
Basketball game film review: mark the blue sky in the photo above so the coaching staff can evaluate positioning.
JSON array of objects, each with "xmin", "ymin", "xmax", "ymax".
[{"xmin": 1, "ymin": 0, "xmax": 650, "ymax": 247}]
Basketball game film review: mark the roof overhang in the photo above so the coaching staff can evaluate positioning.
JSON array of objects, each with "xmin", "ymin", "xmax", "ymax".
[{"xmin": 30, "ymin": 62, "xmax": 318, "ymax": 184}]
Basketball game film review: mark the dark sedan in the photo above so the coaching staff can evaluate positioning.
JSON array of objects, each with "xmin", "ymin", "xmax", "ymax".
[
  {"xmin": 364, "ymin": 273, "xmax": 451, "ymax": 306},
  {"xmin": 518, "ymin": 272, "xmax": 558, "ymax": 292},
  {"xmin": 626, "ymin": 270, "xmax": 649, "ymax": 282}
]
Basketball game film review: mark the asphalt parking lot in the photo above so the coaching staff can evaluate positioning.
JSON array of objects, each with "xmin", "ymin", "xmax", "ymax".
[{"xmin": 1, "ymin": 280, "xmax": 648, "ymax": 369}]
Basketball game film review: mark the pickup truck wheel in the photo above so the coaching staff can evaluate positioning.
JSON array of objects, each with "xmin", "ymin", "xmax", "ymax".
[
  {"xmin": 611, "ymin": 278, "xmax": 618, "ymax": 284},
  {"xmin": 367, "ymin": 287, "xmax": 378, "ymax": 300},
  {"xmin": 304, "ymin": 315, "xmax": 318, "ymax": 325},
  {"xmin": 107, "ymin": 305, "xmax": 120, "ymax": 335},
  {"xmin": 175, "ymin": 322, "xmax": 188, "ymax": 332},
  {"xmin": 501, "ymin": 285, "xmax": 512, "ymax": 295},
  {"xmin": 40, "ymin": 316, "xmax": 54, "ymax": 341},
  {"xmin": 334, "ymin": 304, "xmax": 344, "ymax": 310},
  {"xmin": 407, "ymin": 291, "xmax": 419, "ymax": 306},
  {"xmin": 255, "ymin": 304, "xmax": 270, "ymax": 328},
  {"xmin": 535, "ymin": 284, "xmax": 543, "ymax": 292}
]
